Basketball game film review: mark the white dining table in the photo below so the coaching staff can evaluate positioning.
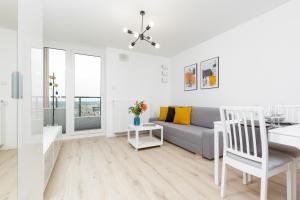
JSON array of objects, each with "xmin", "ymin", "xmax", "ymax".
[
  {"xmin": 269, "ymin": 125, "xmax": 300, "ymax": 200},
  {"xmin": 268, "ymin": 124, "xmax": 300, "ymax": 150},
  {"xmin": 214, "ymin": 122, "xmax": 300, "ymax": 185}
]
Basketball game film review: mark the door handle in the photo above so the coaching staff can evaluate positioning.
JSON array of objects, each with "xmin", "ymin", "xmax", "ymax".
[{"xmin": 11, "ymin": 71, "xmax": 23, "ymax": 99}]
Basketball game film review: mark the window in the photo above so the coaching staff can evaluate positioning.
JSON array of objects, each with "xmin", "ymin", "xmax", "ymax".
[
  {"xmin": 48, "ymin": 48, "xmax": 66, "ymax": 108},
  {"xmin": 74, "ymin": 54, "xmax": 101, "ymax": 131},
  {"xmin": 44, "ymin": 48, "xmax": 66, "ymax": 133}
]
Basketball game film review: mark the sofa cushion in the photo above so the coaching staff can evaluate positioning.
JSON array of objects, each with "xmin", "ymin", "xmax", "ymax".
[
  {"xmin": 153, "ymin": 121, "xmax": 211, "ymax": 143},
  {"xmin": 190, "ymin": 107, "xmax": 220, "ymax": 129},
  {"xmin": 165, "ymin": 107, "xmax": 175, "ymax": 122},
  {"xmin": 227, "ymin": 150, "xmax": 293, "ymax": 170},
  {"xmin": 173, "ymin": 106, "xmax": 192, "ymax": 125},
  {"xmin": 159, "ymin": 107, "xmax": 168, "ymax": 121}
]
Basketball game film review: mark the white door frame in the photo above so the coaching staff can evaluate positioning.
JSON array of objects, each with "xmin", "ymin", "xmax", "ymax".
[
  {"xmin": 71, "ymin": 52, "xmax": 104, "ymax": 136},
  {"xmin": 43, "ymin": 41, "xmax": 106, "ymax": 137}
]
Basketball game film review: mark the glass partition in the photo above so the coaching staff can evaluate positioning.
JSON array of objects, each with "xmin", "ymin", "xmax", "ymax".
[{"xmin": 0, "ymin": 0, "xmax": 18, "ymax": 199}]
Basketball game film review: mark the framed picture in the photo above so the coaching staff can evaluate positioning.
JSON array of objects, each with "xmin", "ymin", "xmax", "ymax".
[
  {"xmin": 184, "ymin": 63, "xmax": 197, "ymax": 91},
  {"xmin": 200, "ymin": 57, "xmax": 219, "ymax": 89}
]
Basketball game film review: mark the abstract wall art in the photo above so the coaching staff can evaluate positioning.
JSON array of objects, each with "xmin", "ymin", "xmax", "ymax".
[
  {"xmin": 184, "ymin": 63, "xmax": 197, "ymax": 91},
  {"xmin": 200, "ymin": 57, "xmax": 219, "ymax": 89}
]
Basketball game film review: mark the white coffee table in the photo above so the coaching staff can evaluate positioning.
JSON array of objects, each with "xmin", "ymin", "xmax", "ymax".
[{"xmin": 127, "ymin": 124, "xmax": 163, "ymax": 151}]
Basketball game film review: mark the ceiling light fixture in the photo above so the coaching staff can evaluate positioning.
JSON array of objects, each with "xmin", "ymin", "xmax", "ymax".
[{"xmin": 123, "ymin": 10, "xmax": 160, "ymax": 49}]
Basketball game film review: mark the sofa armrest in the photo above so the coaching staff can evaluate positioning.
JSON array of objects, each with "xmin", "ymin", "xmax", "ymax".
[{"xmin": 202, "ymin": 129, "xmax": 223, "ymax": 160}]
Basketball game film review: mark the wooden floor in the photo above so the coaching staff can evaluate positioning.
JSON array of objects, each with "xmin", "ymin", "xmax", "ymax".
[
  {"xmin": 44, "ymin": 136, "xmax": 300, "ymax": 200},
  {"xmin": 0, "ymin": 149, "xmax": 17, "ymax": 200}
]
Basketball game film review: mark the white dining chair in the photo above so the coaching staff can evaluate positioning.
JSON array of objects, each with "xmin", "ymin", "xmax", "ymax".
[{"xmin": 220, "ymin": 106, "xmax": 295, "ymax": 200}]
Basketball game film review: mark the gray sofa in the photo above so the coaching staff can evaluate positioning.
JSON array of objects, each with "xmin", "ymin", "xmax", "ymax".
[{"xmin": 152, "ymin": 107, "xmax": 223, "ymax": 160}]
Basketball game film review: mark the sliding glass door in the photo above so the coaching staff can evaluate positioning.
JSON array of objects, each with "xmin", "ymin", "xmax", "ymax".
[{"xmin": 74, "ymin": 54, "xmax": 101, "ymax": 133}]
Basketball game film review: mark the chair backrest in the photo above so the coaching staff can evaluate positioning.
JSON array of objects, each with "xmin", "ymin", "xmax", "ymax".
[
  {"xmin": 277, "ymin": 105, "xmax": 300, "ymax": 124},
  {"xmin": 220, "ymin": 106, "xmax": 268, "ymax": 166}
]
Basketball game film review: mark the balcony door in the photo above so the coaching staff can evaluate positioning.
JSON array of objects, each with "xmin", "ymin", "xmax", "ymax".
[{"xmin": 74, "ymin": 54, "xmax": 102, "ymax": 133}]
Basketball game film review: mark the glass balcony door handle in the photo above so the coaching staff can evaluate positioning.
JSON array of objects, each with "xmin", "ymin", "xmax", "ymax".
[{"xmin": 11, "ymin": 71, "xmax": 23, "ymax": 99}]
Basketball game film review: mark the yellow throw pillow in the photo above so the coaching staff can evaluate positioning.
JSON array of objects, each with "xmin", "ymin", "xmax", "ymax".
[
  {"xmin": 173, "ymin": 107, "xmax": 192, "ymax": 125},
  {"xmin": 159, "ymin": 107, "xmax": 169, "ymax": 121}
]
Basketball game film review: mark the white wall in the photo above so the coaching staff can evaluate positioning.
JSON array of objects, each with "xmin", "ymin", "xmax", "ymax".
[
  {"xmin": 105, "ymin": 47, "xmax": 170, "ymax": 135},
  {"xmin": 0, "ymin": 27, "xmax": 18, "ymax": 149},
  {"xmin": 170, "ymin": 0, "xmax": 300, "ymax": 108}
]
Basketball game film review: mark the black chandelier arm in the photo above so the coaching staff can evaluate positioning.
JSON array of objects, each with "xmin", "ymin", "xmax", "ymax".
[
  {"xmin": 144, "ymin": 38, "xmax": 156, "ymax": 46},
  {"xmin": 130, "ymin": 37, "xmax": 140, "ymax": 47},
  {"xmin": 145, "ymin": 24, "xmax": 152, "ymax": 31},
  {"xmin": 144, "ymin": 38, "xmax": 152, "ymax": 44},
  {"xmin": 141, "ymin": 13, "xmax": 144, "ymax": 33},
  {"xmin": 144, "ymin": 35, "xmax": 152, "ymax": 40},
  {"xmin": 144, "ymin": 38, "xmax": 159, "ymax": 48},
  {"xmin": 133, "ymin": 37, "xmax": 140, "ymax": 43},
  {"xmin": 141, "ymin": 27, "xmax": 150, "ymax": 36},
  {"xmin": 125, "ymin": 29, "xmax": 134, "ymax": 34}
]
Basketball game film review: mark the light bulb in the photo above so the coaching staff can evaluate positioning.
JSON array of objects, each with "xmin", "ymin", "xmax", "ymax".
[
  {"xmin": 123, "ymin": 28, "xmax": 128, "ymax": 33},
  {"xmin": 155, "ymin": 43, "xmax": 160, "ymax": 49},
  {"xmin": 149, "ymin": 21, "xmax": 155, "ymax": 28},
  {"xmin": 129, "ymin": 44, "xmax": 133, "ymax": 49},
  {"xmin": 148, "ymin": 36, "xmax": 152, "ymax": 41},
  {"xmin": 134, "ymin": 32, "xmax": 139, "ymax": 38}
]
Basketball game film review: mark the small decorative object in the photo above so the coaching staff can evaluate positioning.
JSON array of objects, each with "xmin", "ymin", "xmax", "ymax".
[
  {"xmin": 49, "ymin": 73, "xmax": 59, "ymax": 126},
  {"xmin": 200, "ymin": 57, "xmax": 219, "ymax": 89},
  {"xmin": 129, "ymin": 100, "xmax": 148, "ymax": 126},
  {"xmin": 161, "ymin": 65, "xmax": 168, "ymax": 84},
  {"xmin": 265, "ymin": 105, "xmax": 286, "ymax": 127},
  {"xmin": 142, "ymin": 123, "xmax": 156, "ymax": 127},
  {"xmin": 123, "ymin": 10, "xmax": 160, "ymax": 49},
  {"xmin": 184, "ymin": 63, "xmax": 197, "ymax": 91}
]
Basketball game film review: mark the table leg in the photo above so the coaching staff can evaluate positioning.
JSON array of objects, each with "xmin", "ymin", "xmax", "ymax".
[
  {"xmin": 150, "ymin": 129, "xmax": 153, "ymax": 137},
  {"xmin": 247, "ymin": 174, "xmax": 252, "ymax": 183},
  {"xmin": 161, "ymin": 127, "xmax": 163, "ymax": 145},
  {"xmin": 292, "ymin": 161, "xmax": 297, "ymax": 200},
  {"xmin": 135, "ymin": 130, "xmax": 139, "ymax": 151},
  {"xmin": 287, "ymin": 162, "xmax": 295, "ymax": 200},
  {"xmin": 127, "ymin": 129, "xmax": 130, "ymax": 142},
  {"xmin": 214, "ymin": 127, "xmax": 220, "ymax": 185},
  {"xmin": 243, "ymin": 173, "xmax": 247, "ymax": 185}
]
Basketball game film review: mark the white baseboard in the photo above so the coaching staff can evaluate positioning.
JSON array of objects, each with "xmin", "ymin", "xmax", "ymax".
[
  {"xmin": 61, "ymin": 132, "xmax": 105, "ymax": 141},
  {"xmin": 0, "ymin": 145, "xmax": 17, "ymax": 150},
  {"xmin": 113, "ymin": 132, "xmax": 127, "ymax": 137}
]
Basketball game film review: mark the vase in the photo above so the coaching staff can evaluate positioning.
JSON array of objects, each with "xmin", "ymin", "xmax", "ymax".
[{"xmin": 134, "ymin": 116, "xmax": 141, "ymax": 126}]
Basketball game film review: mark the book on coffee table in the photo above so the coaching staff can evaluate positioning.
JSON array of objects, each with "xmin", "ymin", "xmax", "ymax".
[{"xmin": 142, "ymin": 123, "xmax": 156, "ymax": 127}]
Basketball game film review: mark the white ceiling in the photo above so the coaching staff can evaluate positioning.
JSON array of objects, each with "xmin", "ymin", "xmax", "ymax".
[
  {"xmin": 0, "ymin": 0, "xmax": 18, "ymax": 30},
  {"xmin": 44, "ymin": 0, "xmax": 289, "ymax": 57}
]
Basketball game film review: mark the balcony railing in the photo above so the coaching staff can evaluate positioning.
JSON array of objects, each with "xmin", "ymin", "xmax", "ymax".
[
  {"xmin": 49, "ymin": 96, "xmax": 101, "ymax": 117},
  {"xmin": 74, "ymin": 96, "xmax": 101, "ymax": 117}
]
